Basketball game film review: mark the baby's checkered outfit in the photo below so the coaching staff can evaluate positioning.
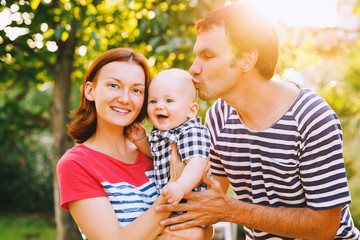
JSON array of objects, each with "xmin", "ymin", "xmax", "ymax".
[{"xmin": 149, "ymin": 117, "xmax": 210, "ymax": 194}]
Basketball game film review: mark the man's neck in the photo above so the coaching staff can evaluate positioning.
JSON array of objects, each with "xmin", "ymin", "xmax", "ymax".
[{"xmin": 224, "ymin": 78, "xmax": 300, "ymax": 131}]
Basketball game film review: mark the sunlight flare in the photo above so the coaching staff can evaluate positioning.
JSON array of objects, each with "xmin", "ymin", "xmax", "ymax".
[{"xmin": 227, "ymin": 0, "xmax": 338, "ymax": 28}]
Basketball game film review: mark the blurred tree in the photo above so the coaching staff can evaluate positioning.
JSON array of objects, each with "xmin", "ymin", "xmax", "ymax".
[{"xmin": 0, "ymin": 0, "xmax": 223, "ymax": 239}]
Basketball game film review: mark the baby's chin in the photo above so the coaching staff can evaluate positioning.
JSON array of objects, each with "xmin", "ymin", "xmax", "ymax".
[{"xmin": 154, "ymin": 122, "xmax": 180, "ymax": 131}]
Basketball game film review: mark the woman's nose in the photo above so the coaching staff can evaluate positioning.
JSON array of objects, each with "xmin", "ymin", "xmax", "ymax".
[{"xmin": 117, "ymin": 91, "xmax": 129, "ymax": 103}]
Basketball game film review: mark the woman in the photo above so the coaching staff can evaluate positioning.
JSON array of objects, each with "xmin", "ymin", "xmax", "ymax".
[{"xmin": 56, "ymin": 48, "xmax": 211, "ymax": 239}]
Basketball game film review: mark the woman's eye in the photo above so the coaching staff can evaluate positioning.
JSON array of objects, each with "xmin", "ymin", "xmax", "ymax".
[
  {"xmin": 110, "ymin": 84, "xmax": 117, "ymax": 88},
  {"xmin": 133, "ymin": 89, "xmax": 140, "ymax": 93},
  {"xmin": 166, "ymin": 99, "xmax": 173, "ymax": 103}
]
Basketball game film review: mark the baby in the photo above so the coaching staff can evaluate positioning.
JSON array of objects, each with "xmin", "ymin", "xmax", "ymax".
[{"xmin": 127, "ymin": 68, "xmax": 210, "ymax": 204}]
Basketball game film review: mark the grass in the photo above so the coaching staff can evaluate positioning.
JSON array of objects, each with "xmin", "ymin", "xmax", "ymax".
[{"xmin": 0, "ymin": 211, "xmax": 56, "ymax": 240}]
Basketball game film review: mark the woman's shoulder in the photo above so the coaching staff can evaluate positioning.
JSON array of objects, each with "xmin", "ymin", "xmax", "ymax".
[{"xmin": 57, "ymin": 144, "xmax": 92, "ymax": 168}]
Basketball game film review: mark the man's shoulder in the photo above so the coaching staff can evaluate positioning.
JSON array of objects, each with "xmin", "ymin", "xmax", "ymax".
[
  {"xmin": 207, "ymin": 98, "xmax": 233, "ymax": 118},
  {"xmin": 292, "ymin": 87, "xmax": 337, "ymax": 120},
  {"xmin": 205, "ymin": 99, "xmax": 235, "ymax": 135}
]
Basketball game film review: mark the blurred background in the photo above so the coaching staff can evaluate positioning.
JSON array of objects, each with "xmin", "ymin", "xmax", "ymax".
[{"xmin": 0, "ymin": 0, "xmax": 359, "ymax": 239}]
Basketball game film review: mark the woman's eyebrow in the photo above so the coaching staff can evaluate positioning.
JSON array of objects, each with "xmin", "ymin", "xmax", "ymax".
[{"xmin": 107, "ymin": 77, "xmax": 145, "ymax": 86}]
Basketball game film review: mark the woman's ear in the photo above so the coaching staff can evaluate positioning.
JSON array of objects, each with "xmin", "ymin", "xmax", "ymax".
[
  {"xmin": 187, "ymin": 102, "xmax": 199, "ymax": 119},
  {"xmin": 84, "ymin": 82, "xmax": 95, "ymax": 101}
]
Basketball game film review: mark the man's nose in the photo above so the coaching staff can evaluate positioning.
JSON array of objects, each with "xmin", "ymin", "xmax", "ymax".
[{"xmin": 189, "ymin": 58, "xmax": 201, "ymax": 76}]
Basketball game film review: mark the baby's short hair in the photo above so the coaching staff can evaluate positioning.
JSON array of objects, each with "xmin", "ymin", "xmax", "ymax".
[{"xmin": 153, "ymin": 68, "xmax": 197, "ymax": 102}]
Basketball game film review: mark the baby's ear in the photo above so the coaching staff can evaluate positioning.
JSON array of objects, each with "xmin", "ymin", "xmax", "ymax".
[{"xmin": 187, "ymin": 102, "xmax": 199, "ymax": 119}]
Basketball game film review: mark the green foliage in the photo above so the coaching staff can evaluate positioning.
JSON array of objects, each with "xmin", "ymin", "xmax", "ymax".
[
  {"xmin": 0, "ymin": 46, "xmax": 53, "ymax": 211},
  {"xmin": 277, "ymin": 36, "xmax": 321, "ymax": 76},
  {"xmin": 0, "ymin": 131, "xmax": 53, "ymax": 211}
]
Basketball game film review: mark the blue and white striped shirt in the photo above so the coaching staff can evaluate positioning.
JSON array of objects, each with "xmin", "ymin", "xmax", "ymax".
[{"xmin": 205, "ymin": 86, "xmax": 359, "ymax": 239}]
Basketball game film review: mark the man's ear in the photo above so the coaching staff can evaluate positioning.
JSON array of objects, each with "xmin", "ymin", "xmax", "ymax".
[
  {"xmin": 84, "ymin": 82, "xmax": 95, "ymax": 101},
  {"xmin": 187, "ymin": 102, "xmax": 199, "ymax": 119},
  {"xmin": 240, "ymin": 50, "xmax": 258, "ymax": 73}
]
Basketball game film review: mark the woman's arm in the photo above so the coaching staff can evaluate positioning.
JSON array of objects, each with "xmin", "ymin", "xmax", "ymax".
[
  {"xmin": 68, "ymin": 142, "xmax": 209, "ymax": 240},
  {"xmin": 68, "ymin": 194, "xmax": 170, "ymax": 240},
  {"xmin": 69, "ymin": 195, "xmax": 212, "ymax": 240}
]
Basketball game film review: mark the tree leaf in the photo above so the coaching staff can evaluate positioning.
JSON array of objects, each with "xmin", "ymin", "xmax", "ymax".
[{"xmin": 30, "ymin": 0, "xmax": 41, "ymax": 10}]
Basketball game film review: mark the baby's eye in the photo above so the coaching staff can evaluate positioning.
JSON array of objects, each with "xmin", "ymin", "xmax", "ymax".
[
  {"xmin": 149, "ymin": 100, "xmax": 156, "ymax": 104},
  {"xmin": 166, "ymin": 99, "xmax": 174, "ymax": 103}
]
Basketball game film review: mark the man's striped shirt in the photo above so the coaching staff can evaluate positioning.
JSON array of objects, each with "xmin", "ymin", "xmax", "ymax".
[{"xmin": 205, "ymin": 86, "xmax": 359, "ymax": 239}]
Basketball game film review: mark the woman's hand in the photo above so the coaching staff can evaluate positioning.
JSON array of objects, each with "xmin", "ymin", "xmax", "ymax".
[{"xmin": 125, "ymin": 122, "xmax": 147, "ymax": 142}]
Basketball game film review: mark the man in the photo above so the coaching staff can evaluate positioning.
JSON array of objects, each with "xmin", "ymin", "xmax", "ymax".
[{"xmin": 156, "ymin": 4, "xmax": 360, "ymax": 239}]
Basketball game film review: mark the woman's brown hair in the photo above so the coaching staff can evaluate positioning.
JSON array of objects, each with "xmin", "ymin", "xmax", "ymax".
[{"xmin": 67, "ymin": 48, "xmax": 151, "ymax": 143}]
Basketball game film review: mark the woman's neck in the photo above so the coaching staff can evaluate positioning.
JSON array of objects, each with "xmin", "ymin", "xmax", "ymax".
[{"xmin": 83, "ymin": 126, "xmax": 138, "ymax": 164}]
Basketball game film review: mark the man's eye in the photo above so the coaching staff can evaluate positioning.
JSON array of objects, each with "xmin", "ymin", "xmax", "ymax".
[{"xmin": 166, "ymin": 99, "xmax": 173, "ymax": 103}]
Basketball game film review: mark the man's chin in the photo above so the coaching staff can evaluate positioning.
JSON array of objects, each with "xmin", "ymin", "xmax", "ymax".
[{"xmin": 198, "ymin": 92, "xmax": 214, "ymax": 102}]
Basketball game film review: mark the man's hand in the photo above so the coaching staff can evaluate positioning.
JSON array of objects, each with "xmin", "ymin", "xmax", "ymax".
[{"xmin": 156, "ymin": 172, "xmax": 229, "ymax": 230}]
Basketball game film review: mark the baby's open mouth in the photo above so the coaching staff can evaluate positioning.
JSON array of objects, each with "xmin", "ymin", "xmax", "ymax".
[{"xmin": 156, "ymin": 114, "xmax": 168, "ymax": 119}]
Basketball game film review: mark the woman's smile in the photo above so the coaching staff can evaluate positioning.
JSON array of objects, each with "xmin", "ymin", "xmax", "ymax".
[{"xmin": 110, "ymin": 106, "xmax": 131, "ymax": 114}]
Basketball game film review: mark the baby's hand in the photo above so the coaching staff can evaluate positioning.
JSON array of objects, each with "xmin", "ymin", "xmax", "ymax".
[
  {"xmin": 161, "ymin": 182, "xmax": 184, "ymax": 204},
  {"xmin": 126, "ymin": 122, "xmax": 147, "ymax": 142}
]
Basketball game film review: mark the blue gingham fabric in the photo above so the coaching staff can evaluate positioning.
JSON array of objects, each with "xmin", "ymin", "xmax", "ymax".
[{"xmin": 149, "ymin": 117, "xmax": 210, "ymax": 194}]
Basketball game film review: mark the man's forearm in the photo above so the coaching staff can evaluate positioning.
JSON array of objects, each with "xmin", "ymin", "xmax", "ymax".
[
  {"xmin": 225, "ymin": 197, "xmax": 341, "ymax": 240},
  {"xmin": 156, "ymin": 174, "xmax": 342, "ymax": 240}
]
